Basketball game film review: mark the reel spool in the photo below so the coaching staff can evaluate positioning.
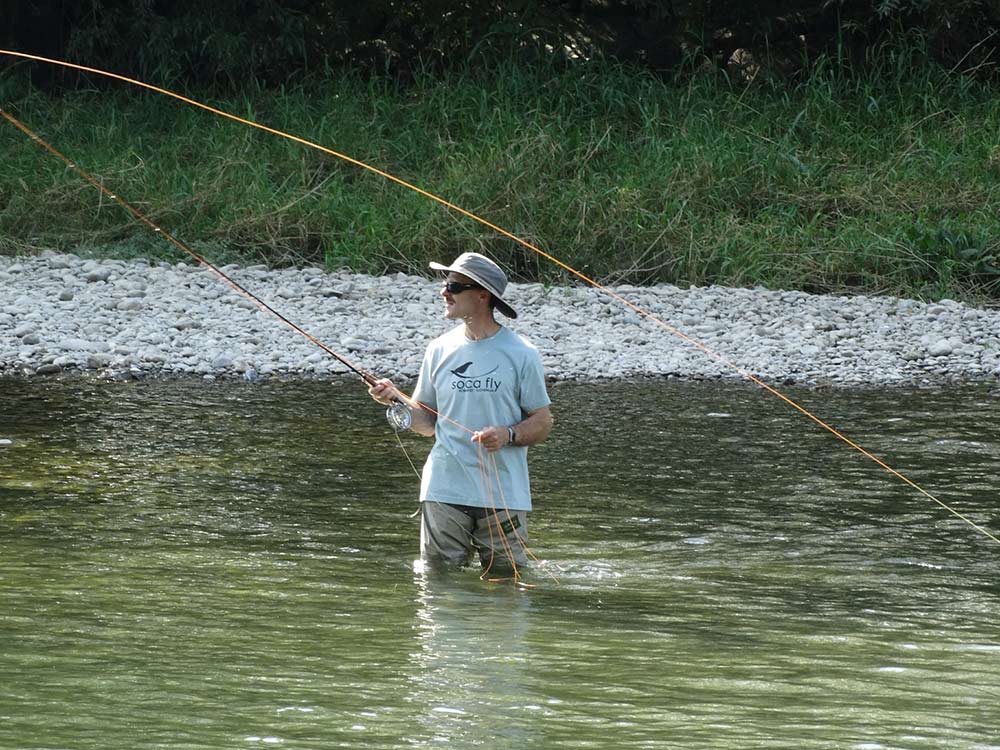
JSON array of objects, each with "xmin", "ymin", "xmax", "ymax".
[{"xmin": 385, "ymin": 401, "xmax": 413, "ymax": 432}]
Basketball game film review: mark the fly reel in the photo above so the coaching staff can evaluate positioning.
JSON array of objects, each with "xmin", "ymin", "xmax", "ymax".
[{"xmin": 385, "ymin": 401, "xmax": 413, "ymax": 432}]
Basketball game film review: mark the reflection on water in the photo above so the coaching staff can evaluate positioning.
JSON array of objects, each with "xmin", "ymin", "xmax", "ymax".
[
  {"xmin": 407, "ymin": 569, "xmax": 539, "ymax": 746},
  {"xmin": 1, "ymin": 377, "xmax": 998, "ymax": 749}
]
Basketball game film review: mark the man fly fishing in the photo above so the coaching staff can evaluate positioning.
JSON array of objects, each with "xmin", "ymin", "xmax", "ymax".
[{"xmin": 369, "ymin": 252, "xmax": 553, "ymax": 577}]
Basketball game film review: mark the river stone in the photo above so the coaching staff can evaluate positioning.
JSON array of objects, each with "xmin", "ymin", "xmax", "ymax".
[
  {"xmin": 928, "ymin": 340, "xmax": 954, "ymax": 357},
  {"xmin": 85, "ymin": 268, "xmax": 112, "ymax": 282},
  {"xmin": 58, "ymin": 338, "xmax": 91, "ymax": 351},
  {"xmin": 36, "ymin": 363, "xmax": 62, "ymax": 375},
  {"xmin": 87, "ymin": 353, "xmax": 114, "ymax": 368},
  {"xmin": 59, "ymin": 289, "xmax": 75, "ymax": 302}
]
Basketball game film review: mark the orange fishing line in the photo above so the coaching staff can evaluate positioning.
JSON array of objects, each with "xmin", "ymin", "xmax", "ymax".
[
  {"xmin": 486, "ymin": 451, "xmax": 560, "ymax": 583},
  {"xmin": 2, "ymin": 50, "xmax": 997, "ymax": 547},
  {"xmin": 474, "ymin": 442, "xmax": 517, "ymax": 581}
]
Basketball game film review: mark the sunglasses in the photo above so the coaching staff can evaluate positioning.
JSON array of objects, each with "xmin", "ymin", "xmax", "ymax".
[{"xmin": 443, "ymin": 281, "xmax": 482, "ymax": 295}]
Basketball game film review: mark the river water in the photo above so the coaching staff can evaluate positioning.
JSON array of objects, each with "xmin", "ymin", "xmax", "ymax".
[{"xmin": 1, "ymin": 378, "xmax": 998, "ymax": 749}]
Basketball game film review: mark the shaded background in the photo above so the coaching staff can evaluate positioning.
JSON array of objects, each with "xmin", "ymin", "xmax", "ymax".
[{"xmin": 4, "ymin": 0, "xmax": 1000, "ymax": 88}]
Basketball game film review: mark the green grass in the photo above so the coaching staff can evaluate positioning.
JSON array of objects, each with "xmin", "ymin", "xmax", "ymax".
[{"xmin": 2, "ymin": 52, "xmax": 999, "ymax": 302}]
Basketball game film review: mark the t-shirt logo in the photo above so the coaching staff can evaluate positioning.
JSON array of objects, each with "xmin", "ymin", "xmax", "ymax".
[{"xmin": 450, "ymin": 361, "xmax": 502, "ymax": 392}]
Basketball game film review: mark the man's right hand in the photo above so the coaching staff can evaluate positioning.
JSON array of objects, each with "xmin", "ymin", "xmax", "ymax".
[{"xmin": 368, "ymin": 378, "xmax": 398, "ymax": 405}]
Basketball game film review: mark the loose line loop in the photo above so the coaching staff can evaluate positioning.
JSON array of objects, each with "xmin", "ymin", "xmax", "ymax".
[{"xmin": 2, "ymin": 49, "xmax": 997, "ymax": 547}]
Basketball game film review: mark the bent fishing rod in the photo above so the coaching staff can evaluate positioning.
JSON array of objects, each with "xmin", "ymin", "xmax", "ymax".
[
  {"xmin": 2, "ymin": 49, "xmax": 997, "ymax": 547},
  {"xmin": 0, "ymin": 108, "xmax": 414, "ymax": 433}
]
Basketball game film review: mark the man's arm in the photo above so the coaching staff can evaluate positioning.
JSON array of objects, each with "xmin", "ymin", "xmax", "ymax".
[
  {"xmin": 511, "ymin": 406, "xmax": 553, "ymax": 447},
  {"xmin": 407, "ymin": 401, "xmax": 437, "ymax": 437}
]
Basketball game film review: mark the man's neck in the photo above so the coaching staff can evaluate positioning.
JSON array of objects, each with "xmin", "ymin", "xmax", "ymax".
[{"xmin": 463, "ymin": 313, "xmax": 501, "ymax": 341}]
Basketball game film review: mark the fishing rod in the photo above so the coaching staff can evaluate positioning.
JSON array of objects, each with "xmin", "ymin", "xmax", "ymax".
[
  {"xmin": 1, "ymin": 50, "xmax": 997, "ymax": 547},
  {"xmin": 0, "ymin": 107, "xmax": 414, "ymax": 433}
]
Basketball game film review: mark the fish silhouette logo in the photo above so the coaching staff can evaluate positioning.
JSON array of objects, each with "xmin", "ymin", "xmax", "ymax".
[{"xmin": 450, "ymin": 361, "xmax": 498, "ymax": 379}]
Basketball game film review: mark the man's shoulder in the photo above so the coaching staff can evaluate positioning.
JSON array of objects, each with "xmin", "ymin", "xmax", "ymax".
[{"xmin": 499, "ymin": 326, "xmax": 541, "ymax": 355}]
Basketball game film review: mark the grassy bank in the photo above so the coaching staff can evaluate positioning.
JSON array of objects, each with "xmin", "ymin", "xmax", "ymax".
[{"xmin": 2, "ymin": 54, "xmax": 999, "ymax": 301}]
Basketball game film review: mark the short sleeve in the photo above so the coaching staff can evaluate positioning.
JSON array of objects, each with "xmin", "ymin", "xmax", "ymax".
[
  {"xmin": 412, "ymin": 346, "xmax": 437, "ymax": 410},
  {"xmin": 518, "ymin": 349, "xmax": 550, "ymax": 413}
]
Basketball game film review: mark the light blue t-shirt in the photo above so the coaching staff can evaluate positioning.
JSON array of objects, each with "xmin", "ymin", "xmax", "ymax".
[{"xmin": 412, "ymin": 325, "xmax": 550, "ymax": 511}]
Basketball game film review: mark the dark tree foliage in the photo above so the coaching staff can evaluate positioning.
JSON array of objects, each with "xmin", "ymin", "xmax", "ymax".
[
  {"xmin": 2, "ymin": 0, "xmax": 999, "ymax": 87},
  {"xmin": 575, "ymin": 0, "xmax": 1000, "ymax": 80}
]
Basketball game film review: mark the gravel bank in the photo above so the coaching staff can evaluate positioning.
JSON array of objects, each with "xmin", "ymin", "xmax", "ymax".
[{"xmin": 2, "ymin": 252, "xmax": 998, "ymax": 387}]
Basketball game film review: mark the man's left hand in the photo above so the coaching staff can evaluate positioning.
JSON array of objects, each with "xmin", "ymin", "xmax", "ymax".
[{"xmin": 471, "ymin": 426, "xmax": 511, "ymax": 453}]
